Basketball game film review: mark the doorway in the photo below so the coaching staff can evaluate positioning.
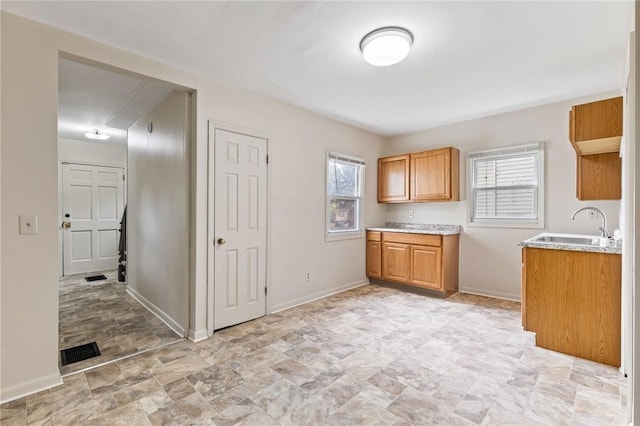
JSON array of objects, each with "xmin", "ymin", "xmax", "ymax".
[
  {"xmin": 209, "ymin": 126, "xmax": 269, "ymax": 330},
  {"xmin": 57, "ymin": 55, "xmax": 191, "ymax": 374}
]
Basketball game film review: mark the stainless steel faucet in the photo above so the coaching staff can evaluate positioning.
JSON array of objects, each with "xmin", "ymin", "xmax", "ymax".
[{"xmin": 571, "ymin": 207, "xmax": 609, "ymax": 238}]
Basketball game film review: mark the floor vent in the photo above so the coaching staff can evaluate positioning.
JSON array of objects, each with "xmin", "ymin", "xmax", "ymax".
[
  {"xmin": 60, "ymin": 342, "xmax": 101, "ymax": 366},
  {"xmin": 85, "ymin": 274, "xmax": 107, "ymax": 282}
]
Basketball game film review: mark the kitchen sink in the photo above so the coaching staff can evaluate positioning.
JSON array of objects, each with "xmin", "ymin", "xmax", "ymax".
[{"xmin": 532, "ymin": 235, "xmax": 603, "ymax": 246}]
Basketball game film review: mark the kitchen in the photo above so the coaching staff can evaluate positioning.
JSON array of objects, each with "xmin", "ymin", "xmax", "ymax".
[{"xmin": 0, "ymin": 1, "xmax": 637, "ymax": 424}]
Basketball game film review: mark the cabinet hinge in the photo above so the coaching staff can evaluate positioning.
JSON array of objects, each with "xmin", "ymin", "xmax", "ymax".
[
  {"xmin": 266, "ymin": 155, "xmax": 269, "ymax": 164},
  {"xmin": 264, "ymin": 286, "xmax": 268, "ymax": 295}
]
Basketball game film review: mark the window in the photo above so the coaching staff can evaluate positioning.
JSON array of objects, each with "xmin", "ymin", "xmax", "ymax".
[
  {"xmin": 326, "ymin": 152, "xmax": 365, "ymax": 238},
  {"xmin": 468, "ymin": 143, "xmax": 544, "ymax": 228}
]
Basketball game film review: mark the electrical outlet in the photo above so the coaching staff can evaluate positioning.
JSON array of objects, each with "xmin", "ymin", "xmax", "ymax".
[
  {"xmin": 587, "ymin": 210, "xmax": 598, "ymax": 220},
  {"xmin": 408, "ymin": 210, "xmax": 414, "ymax": 218},
  {"xmin": 305, "ymin": 272, "xmax": 311, "ymax": 281}
]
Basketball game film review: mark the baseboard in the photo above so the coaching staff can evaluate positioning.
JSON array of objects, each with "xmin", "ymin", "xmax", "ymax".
[
  {"xmin": 460, "ymin": 286, "xmax": 521, "ymax": 302},
  {"xmin": 270, "ymin": 279, "xmax": 369, "ymax": 314},
  {"xmin": 0, "ymin": 372, "xmax": 63, "ymax": 404},
  {"xmin": 126, "ymin": 287, "xmax": 186, "ymax": 337},
  {"xmin": 188, "ymin": 328, "xmax": 208, "ymax": 342}
]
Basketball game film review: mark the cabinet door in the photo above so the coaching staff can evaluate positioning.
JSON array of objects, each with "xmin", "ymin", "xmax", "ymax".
[
  {"xmin": 410, "ymin": 245, "xmax": 442, "ymax": 289},
  {"xmin": 571, "ymin": 97, "xmax": 622, "ymax": 143},
  {"xmin": 576, "ymin": 152, "xmax": 621, "ymax": 200},
  {"xmin": 411, "ymin": 148, "xmax": 459, "ymax": 201},
  {"xmin": 378, "ymin": 155, "xmax": 410, "ymax": 202},
  {"xmin": 366, "ymin": 241, "xmax": 382, "ymax": 278},
  {"xmin": 382, "ymin": 242, "xmax": 410, "ymax": 282}
]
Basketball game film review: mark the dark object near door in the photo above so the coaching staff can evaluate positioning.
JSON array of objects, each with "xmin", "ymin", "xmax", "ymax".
[
  {"xmin": 118, "ymin": 206, "xmax": 127, "ymax": 282},
  {"xmin": 60, "ymin": 342, "xmax": 101, "ymax": 366}
]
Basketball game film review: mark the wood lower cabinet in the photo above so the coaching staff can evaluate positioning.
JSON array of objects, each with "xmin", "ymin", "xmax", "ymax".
[
  {"xmin": 410, "ymin": 245, "xmax": 442, "ymax": 289},
  {"xmin": 367, "ymin": 231, "xmax": 459, "ymax": 296},
  {"xmin": 366, "ymin": 232, "xmax": 382, "ymax": 278},
  {"xmin": 522, "ymin": 247, "xmax": 621, "ymax": 367}
]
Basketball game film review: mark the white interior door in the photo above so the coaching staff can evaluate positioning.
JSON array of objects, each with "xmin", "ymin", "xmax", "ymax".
[
  {"xmin": 62, "ymin": 163, "xmax": 125, "ymax": 275},
  {"xmin": 214, "ymin": 129, "xmax": 267, "ymax": 329}
]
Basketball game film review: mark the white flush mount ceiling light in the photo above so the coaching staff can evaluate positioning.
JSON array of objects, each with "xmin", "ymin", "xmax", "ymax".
[
  {"xmin": 84, "ymin": 129, "xmax": 110, "ymax": 140},
  {"xmin": 360, "ymin": 27, "xmax": 413, "ymax": 67}
]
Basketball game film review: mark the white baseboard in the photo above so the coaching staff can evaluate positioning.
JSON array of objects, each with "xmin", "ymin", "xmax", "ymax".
[
  {"xmin": 460, "ymin": 286, "xmax": 521, "ymax": 302},
  {"xmin": 0, "ymin": 372, "xmax": 63, "ymax": 404},
  {"xmin": 270, "ymin": 279, "xmax": 369, "ymax": 314},
  {"xmin": 126, "ymin": 287, "xmax": 186, "ymax": 337},
  {"xmin": 188, "ymin": 328, "xmax": 208, "ymax": 342}
]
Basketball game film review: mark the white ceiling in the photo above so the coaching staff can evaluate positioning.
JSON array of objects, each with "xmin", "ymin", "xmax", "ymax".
[{"xmin": 2, "ymin": 1, "xmax": 633, "ymax": 137}]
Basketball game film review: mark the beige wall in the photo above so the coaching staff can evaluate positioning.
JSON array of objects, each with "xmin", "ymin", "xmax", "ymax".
[
  {"xmin": 384, "ymin": 92, "xmax": 622, "ymax": 300},
  {"xmin": 0, "ymin": 12, "xmax": 385, "ymax": 401},
  {"xmin": 128, "ymin": 91, "xmax": 190, "ymax": 335}
]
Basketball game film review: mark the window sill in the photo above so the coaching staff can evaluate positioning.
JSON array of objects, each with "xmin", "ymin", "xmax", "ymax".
[{"xmin": 325, "ymin": 231, "xmax": 364, "ymax": 242}]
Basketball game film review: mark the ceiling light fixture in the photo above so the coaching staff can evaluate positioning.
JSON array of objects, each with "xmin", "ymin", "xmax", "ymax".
[
  {"xmin": 84, "ymin": 129, "xmax": 111, "ymax": 140},
  {"xmin": 360, "ymin": 26, "xmax": 413, "ymax": 67}
]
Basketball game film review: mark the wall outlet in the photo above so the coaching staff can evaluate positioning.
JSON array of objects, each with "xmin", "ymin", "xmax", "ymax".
[
  {"xmin": 587, "ymin": 210, "xmax": 598, "ymax": 220},
  {"xmin": 305, "ymin": 272, "xmax": 311, "ymax": 281},
  {"xmin": 408, "ymin": 210, "xmax": 414, "ymax": 218}
]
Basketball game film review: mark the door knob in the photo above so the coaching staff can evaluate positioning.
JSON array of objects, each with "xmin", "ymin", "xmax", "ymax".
[
  {"xmin": 61, "ymin": 221, "xmax": 71, "ymax": 229},
  {"xmin": 217, "ymin": 238, "xmax": 226, "ymax": 245}
]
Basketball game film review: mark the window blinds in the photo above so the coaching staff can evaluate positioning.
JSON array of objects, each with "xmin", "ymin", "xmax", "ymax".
[{"xmin": 469, "ymin": 143, "xmax": 542, "ymax": 222}]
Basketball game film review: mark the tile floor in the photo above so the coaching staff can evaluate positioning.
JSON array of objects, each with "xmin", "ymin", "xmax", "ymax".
[
  {"xmin": 1, "ymin": 284, "xmax": 627, "ymax": 425},
  {"xmin": 58, "ymin": 270, "xmax": 182, "ymax": 375}
]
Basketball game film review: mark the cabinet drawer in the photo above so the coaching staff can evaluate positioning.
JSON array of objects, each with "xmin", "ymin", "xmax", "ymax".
[
  {"xmin": 367, "ymin": 231, "xmax": 381, "ymax": 242},
  {"xmin": 382, "ymin": 232, "xmax": 441, "ymax": 247}
]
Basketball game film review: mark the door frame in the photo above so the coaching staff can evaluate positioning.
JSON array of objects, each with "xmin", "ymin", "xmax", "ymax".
[
  {"xmin": 58, "ymin": 160, "xmax": 127, "ymax": 278},
  {"xmin": 207, "ymin": 120, "xmax": 271, "ymax": 335}
]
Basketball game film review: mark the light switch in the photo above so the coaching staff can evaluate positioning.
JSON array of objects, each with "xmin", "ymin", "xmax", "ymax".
[{"xmin": 19, "ymin": 215, "xmax": 38, "ymax": 235}]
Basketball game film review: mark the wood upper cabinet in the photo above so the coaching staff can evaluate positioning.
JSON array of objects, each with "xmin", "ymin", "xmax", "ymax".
[
  {"xmin": 366, "ymin": 232, "xmax": 382, "ymax": 279},
  {"xmin": 569, "ymin": 97, "xmax": 622, "ymax": 200},
  {"xmin": 569, "ymin": 97, "xmax": 622, "ymax": 155},
  {"xmin": 378, "ymin": 147, "xmax": 459, "ymax": 203},
  {"xmin": 367, "ymin": 231, "xmax": 459, "ymax": 296},
  {"xmin": 410, "ymin": 148, "xmax": 459, "ymax": 202},
  {"xmin": 522, "ymin": 247, "xmax": 621, "ymax": 367},
  {"xmin": 576, "ymin": 152, "xmax": 621, "ymax": 200},
  {"xmin": 378, "ymin": 155, "xmax": 410, "ymax": 202}
]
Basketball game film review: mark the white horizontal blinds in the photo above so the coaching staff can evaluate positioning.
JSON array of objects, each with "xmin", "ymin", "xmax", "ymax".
[
  {"xmin": 470, "ymin": 144, "xmax": 541, "ymax": 221},
  {"xmin": 328, "ymin": 152, "xmax": 366, "ymax": 166}
]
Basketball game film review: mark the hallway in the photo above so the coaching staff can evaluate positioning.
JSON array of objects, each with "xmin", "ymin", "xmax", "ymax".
[{"xmin": 58, "ymin": 271, "xmax": 182, "ymax": 375}]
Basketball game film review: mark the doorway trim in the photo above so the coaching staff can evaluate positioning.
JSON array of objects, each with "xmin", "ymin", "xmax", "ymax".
[{"xmin": 207, "ymin": 120, "xmax": 271, "ymax": 335}]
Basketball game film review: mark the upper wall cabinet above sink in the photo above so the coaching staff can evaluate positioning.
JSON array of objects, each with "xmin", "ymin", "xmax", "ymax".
[
  {"xmin": 378, "ymin": 147, "xmax": 460, "ymax": 203},
  {"xmin": 568, "ymin": 97, "xmax": 622, "ymax": 200},
  {"xmin": 569, "ymin": 96, "xmax": 622, "ymax": 155}
]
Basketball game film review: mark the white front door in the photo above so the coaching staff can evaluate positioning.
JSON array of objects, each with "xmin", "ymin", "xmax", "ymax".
[
  {"xmin": 62, "ymin": 163, "xmax": 125, "ymax": 275},
  {"xmin": 214, "ymin": 129, "xmax": 268, "ymax": 330}
]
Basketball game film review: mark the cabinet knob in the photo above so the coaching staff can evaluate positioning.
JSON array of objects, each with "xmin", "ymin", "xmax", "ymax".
[{"xmin": 217, "ymin": 238, "xmax": 226, "ymax": 245}]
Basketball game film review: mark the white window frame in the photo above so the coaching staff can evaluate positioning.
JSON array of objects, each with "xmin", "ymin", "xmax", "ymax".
[
  {"xmin": 325, "ymin": 151, "xmax": 365, "ymax": 241},
  {"xmin": 467, "ymin": 142, "xmax": 545, "ymax": 229}
]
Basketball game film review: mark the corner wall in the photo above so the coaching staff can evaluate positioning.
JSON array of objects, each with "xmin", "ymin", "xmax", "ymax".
[{"xmin": 384, "ymin": 92, "xmax": 622, "ymax": 300}]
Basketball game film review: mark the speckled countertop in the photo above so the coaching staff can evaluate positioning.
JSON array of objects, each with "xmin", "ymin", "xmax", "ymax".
[
  {"xmin": 367, "ymin": 222, "xmax": 461, "ymax": 236},
  {"xmin": 519, "ymin": 232, "xmax": 622, "ymax": 255}
]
